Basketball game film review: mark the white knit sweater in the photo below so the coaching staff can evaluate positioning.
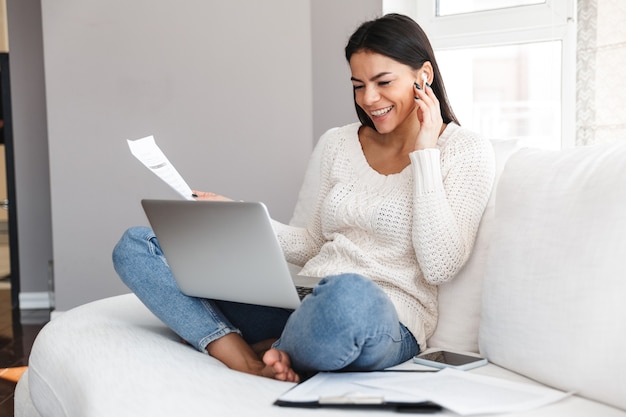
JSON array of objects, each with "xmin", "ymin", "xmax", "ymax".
[{"xmin": 273, "ymin": 122, "xmax": 495, "ymax": 349}]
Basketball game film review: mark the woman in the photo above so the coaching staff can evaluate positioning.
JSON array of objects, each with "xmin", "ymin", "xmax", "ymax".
[{"xmin": 113, "ymin": 13, "xmax": 495, "ymax": 383}]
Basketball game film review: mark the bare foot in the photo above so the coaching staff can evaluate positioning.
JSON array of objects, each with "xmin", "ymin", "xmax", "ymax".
[
  {"xmin": 262, "ymin": 348, "xmax": 300, "ymax": 383},
  {"xmin": 207, "ymin": 334, "xmax": 299, "ymax": 382},
  {"xmin": 251, "ymin": 338, "xmax": 277, "ymax": 357}
]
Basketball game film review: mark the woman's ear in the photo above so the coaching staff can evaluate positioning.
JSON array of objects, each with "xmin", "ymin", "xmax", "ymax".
[{"xmin": 420, "ymin": 61, "xmax": 434, "ymax": 86}]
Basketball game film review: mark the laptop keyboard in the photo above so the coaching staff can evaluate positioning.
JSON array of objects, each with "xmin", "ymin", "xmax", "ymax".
[{"xmin": 296, "ymin": 286, "xmax": 313, "ymax": 300}]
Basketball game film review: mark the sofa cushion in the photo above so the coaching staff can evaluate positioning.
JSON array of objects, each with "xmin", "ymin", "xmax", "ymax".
[
  {"xmin": 479, "ymin": 141, "xmax": 626, "ymax": 411},
  {"xmin": 26, "ymin": 294, "xmax": 301, "ymax": 417},
  {"xmin": 428, "ymin": 138, "xmax": 519, "ymax": 352}
]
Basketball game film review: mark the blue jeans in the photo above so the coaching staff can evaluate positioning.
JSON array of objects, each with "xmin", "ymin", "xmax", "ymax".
[{"xmin": 112, "ymin": 226, "xmax": 419, "ymax": 372}]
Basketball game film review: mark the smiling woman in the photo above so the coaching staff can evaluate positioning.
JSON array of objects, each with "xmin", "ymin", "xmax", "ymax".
[
  {"xmin": 345, "ymin": 14, "xmax": 458, "ymax": 137},
  {"xmin": 344, "ymin": 13, "xmax": 462, "ymax": 177},
  {"xmin": 112, "ymin": 13, "xmax": 496, "ymax": 383},
  {"xmin": 349, "ymin": 52, "xmax": 427, "ymax": 136}
]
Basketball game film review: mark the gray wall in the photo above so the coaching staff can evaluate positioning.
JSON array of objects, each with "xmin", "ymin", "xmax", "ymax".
[
  {"xmin": 12, "ymin": 0, "xmax": 382, "ymax": 312},
  {"xmin": 311, "ymin": 0, "xmax": 382, "ymax": 140}
]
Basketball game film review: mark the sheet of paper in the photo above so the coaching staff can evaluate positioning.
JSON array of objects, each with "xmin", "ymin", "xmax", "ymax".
[
  {"xmin": 353, "ymin": 368, "xmax": 571, "ymax": 415},
  {"xmin": 127, "ymin": 135, "xmax": 195, "ymax": 200},
  {"xmin": 278, "ymin": 368, "xmax": 571, "ymax": 415}
]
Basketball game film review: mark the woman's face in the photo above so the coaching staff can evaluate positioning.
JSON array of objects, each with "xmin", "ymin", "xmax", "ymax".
[{"xmin": 349, "ymin": 50, "xmax": 419, "ymax": 134}]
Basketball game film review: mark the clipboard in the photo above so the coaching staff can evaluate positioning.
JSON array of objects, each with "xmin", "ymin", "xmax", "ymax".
[
  {"xmin": 275, "ymin": 368, "xmax": 572, "ymax": 415},
  {"xmin": 274, "ymin": 371, "xmax": 442, "ymax": 413},
  {"xmin": 274, "ymin": 398, "xmax": 442, "ymax": 413}
]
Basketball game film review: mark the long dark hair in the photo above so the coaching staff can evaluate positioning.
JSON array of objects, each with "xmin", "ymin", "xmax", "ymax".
[{"xmin": 345, "ymin": 13, "xmax": 459, "ymax": 129}]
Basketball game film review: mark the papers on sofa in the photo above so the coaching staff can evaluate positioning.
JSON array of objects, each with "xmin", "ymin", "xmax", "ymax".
[
  {"xmin": 276, "ymin": 368, "xmax": 571, "ymax": 415},
  {"xmin": 128, "ymin": 135, "xmax": 195, "ymax": 200}
]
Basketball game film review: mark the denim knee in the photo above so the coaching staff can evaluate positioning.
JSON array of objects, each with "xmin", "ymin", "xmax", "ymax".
[
  {"xmin": 275, "ymin": 273, "xmax": 405, "ymax": 371},
  {"xmin": 112, "ymin": 226, "xmax": 156, "ymax": 287},
  {"xmin": 113, "ymin": 226, "xmax": 153, "ymax": 256},
  {"xmin": 314, "ymin": 273, "xmax": 398, "ymax": 328}
]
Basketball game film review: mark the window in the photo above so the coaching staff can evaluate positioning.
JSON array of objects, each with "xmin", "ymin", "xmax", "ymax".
[
  {"xmin": 437, "ymin": 0, "xmax": 545, "ymax": 16},
  {"xmin": 384, "ymin": 0, "xmax": 576, "ymax": 149},
  {"xmin": 437, "ymin": 41, "xmax": 562, "ymax": 149}
]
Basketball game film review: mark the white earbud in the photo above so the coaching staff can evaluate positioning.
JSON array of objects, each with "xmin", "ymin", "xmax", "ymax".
[{"xmin": 422, "ymin": 73, "xmax": 429, "ymax": 87}]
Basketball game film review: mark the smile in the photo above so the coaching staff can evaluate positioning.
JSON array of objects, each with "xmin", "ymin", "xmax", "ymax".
[{"xmin": 370, "ymin": 106, "xmax": 393, "ymax": 117}]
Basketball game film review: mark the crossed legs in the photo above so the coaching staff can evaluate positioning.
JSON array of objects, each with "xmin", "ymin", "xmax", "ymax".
[{"xmin": 113, "ymin": 227, "xmax": 418, "ymax": 382}]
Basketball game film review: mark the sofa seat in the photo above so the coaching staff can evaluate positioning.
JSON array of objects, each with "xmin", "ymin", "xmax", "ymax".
[{"xmin": 14, "ymin": 293, "xmax": 626, "ymax": 417}]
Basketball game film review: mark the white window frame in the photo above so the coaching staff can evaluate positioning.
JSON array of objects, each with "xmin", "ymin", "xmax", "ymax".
[{"xmin": 383, "ymin": 0, "xmax": 577, "ymax": 148}]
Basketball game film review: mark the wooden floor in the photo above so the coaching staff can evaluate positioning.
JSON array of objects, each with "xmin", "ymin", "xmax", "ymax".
[{"xmin": 0, "ymin": 288, "xmax": 50, "ymax": 416}]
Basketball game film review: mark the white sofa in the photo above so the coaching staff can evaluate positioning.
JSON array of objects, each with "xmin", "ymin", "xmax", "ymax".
[{"xmin": 15, "ymin": 137, "xmax": 626, "ymax": 416}]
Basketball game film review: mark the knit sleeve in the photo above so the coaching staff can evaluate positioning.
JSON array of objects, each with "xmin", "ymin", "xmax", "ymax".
[{"xmin": 409, "ymin": 128, "xmax": 495, "ymax": 285}]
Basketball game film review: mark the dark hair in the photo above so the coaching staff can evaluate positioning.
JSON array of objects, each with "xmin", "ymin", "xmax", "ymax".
[{"xmin": 345, "ymin": 13, "xmax": 459, "ymax": 129}]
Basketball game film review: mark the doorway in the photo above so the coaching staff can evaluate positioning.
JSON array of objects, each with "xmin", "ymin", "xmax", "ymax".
[
  {"xmin": 0, "ymin": 52, "xmax": 18, "ymax": 309},
  {"xmin": 0, "ymin": 139, "xmax": 8, "ymax": 283}
]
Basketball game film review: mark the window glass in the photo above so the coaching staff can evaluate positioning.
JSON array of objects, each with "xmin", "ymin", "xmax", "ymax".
[
  {"xmin": 437, "ymin": 40, "xmax": 561, "ymax": 149},
  {"xmin": 437, "ymin": 0, "xmax": 545, "ymax": 16}
]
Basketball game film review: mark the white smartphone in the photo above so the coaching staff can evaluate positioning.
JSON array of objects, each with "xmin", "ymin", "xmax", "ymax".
[{"xmin": 413, "ymin": 350, "xmax": 488, "ymax": 371}]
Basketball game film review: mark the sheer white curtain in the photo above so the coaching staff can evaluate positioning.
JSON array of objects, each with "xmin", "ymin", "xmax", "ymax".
[{"xmin": 577, "ymin": 0, "xmax": 626, "ymax": 145}]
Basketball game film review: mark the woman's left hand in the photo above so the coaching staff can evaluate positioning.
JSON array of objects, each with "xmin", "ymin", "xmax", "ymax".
[
  {"xmin": 192, "ymin": 191, "xmax": 233, "ymax": 202},
  {"xmin": 413, "ymin": 82, "xmax": 444, "ymax": 150}
]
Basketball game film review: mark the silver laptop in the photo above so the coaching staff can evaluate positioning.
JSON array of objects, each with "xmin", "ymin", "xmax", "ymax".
[{"xmin": 141, "ymin": 199, "xmax": 320, "ymax": 309}]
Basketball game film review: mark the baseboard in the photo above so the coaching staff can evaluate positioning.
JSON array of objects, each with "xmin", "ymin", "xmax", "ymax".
[{"xmin": 19, "ymin": 292, "xmax": 52, "ymax": 310}]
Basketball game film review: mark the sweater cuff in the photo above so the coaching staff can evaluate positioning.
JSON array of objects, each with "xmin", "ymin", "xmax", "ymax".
[{"xmin": 409, "ymin": 149, "xmax": 444, "ymax": 195}]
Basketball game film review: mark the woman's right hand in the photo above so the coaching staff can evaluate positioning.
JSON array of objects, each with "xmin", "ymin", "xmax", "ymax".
[
  {"xmin": 413, "ymin": 80, "xmax": 443, "ymax": 150},
  {"xmin": 192, "ymin": 191, "xmax": 233, "ymax": 202}
]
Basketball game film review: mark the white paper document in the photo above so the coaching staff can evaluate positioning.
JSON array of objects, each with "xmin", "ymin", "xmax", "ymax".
[
  {"xmin": 127, "ymin": 135, "xmax": 195, "ymax": 200},
  {"xmin": 277, "ymin": 368, "xmax": 571, "ymax": 415}
]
